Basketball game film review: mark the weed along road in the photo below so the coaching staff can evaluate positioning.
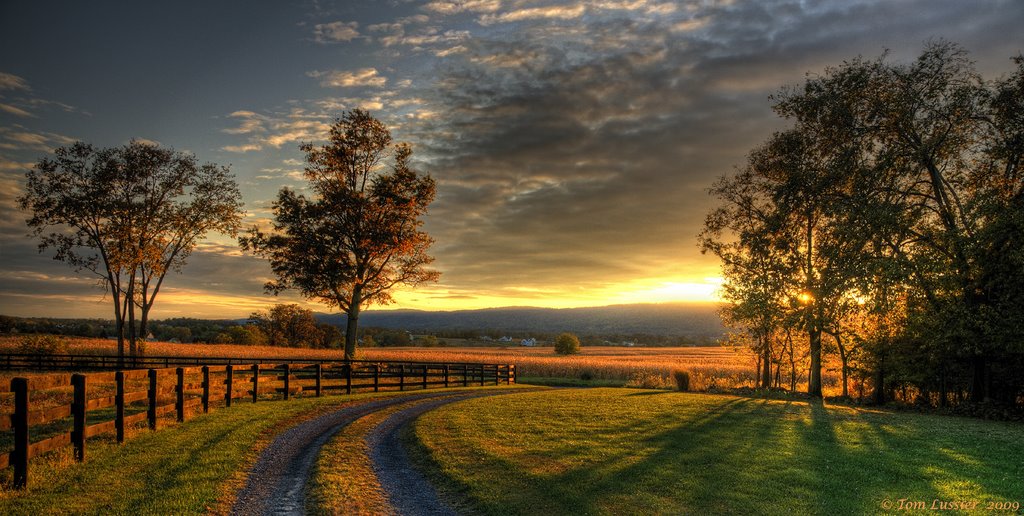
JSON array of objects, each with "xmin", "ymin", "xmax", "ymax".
[{"xmin": 230, "ymin": 388, "xmax": 530, "ymax": 515}]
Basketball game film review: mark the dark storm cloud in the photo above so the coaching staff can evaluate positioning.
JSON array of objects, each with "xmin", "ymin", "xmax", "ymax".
[{"xmin": 390, "ymin": 0, "xmax": 1023, "ymax": 299}]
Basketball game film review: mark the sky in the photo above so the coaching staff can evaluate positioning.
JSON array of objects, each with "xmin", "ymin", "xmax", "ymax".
[{"xmin": 0, "ymin": 0, "xmax": 1021, "ymax": 319}]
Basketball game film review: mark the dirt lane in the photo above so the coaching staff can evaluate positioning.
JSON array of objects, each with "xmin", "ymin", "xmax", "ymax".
[
  {"xmin": 367, "ymin": 391, "xmax": 519, "ymax": 516},
  {"xmin": 230, "ymin": 391, "xmax": 466, "ymax": 516}
]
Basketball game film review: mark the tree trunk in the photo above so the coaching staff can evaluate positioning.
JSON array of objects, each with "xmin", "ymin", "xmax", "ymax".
[
  {"xmin": 112, "ymin": 291, "xmax": 125, "ymax": 369},
  {"xmin": 343, "ymin": 287, "xmax": 362, "ymax": 360},
  {"xmin": 127, "ymin": 300, "xmax": 137, "ymax": 359},
  {"xmin": 787, "ymin": 330, "xmax": 797, "ymax": 392},
  {"xmin": 970, "ymin": 355, "xmax": 988, "ymax": 403},
  {"xmin": 835, "ymin": 333, "xmax": 849, "ymax": 398},
  {"xmin": 754, "ymin": 354, "xmax": 762, "ymax": 388},
  {"xmin": 873, "ymin": 348, "xmax": 886, "ymax": 405},
  {"xmin": 761, "ymin": 341, "xmax": 771, "ymax": 389},
  {"xmin": 808, "ymin": 327, "xmax": 822, "ymax": 398}
]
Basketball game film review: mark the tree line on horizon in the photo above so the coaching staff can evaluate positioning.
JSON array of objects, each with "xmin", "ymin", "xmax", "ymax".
[{"xmin": 701, "ymin": 42, "xmax": 1024, "ymax": 408}]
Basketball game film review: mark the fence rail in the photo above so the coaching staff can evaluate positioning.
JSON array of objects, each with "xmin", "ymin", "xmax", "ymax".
[
  {"xmin": 0, "ymin": 358, "xmax": 515, "ymax": 489},
  {"xmin": 0, "ymin": 352, "xmax": 506, "ymax": 371}
]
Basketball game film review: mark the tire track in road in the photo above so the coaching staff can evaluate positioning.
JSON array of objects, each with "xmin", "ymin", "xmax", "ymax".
[
  {"xmin": 366, "ymin": 391, "xmax": 516, "ymax": 516},
  {"xmin": 230, "ymin": 390, "xmax": 471, "ymax": 516}
]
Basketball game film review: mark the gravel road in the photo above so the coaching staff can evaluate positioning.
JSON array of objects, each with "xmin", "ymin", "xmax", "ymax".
[
  {"xmin": 367, "ymin": 391, "xmax": 513, "ymax": 516},
  {"xmin": 231, "ymin": 390, "xmax": 465, "ymax": 516}
]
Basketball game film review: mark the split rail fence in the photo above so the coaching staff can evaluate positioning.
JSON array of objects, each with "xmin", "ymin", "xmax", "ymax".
[{"xmin": 0, "ymin": 358, "xmax": 515, "ymax": 488}]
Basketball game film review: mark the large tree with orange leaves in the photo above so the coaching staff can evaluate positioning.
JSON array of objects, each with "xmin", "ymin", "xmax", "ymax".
[{"xmin": 242, "ymin": 110, "xmax": 439, "ymax": 358}]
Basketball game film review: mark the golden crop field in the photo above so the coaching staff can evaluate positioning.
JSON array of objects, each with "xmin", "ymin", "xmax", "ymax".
[
  {"xmin": 360, "ymin": 346, "xmax": 757, "ymax": 390},
  {"xmin": 0, "ymin": 335, "xmax": 764, "ymax": 391}
]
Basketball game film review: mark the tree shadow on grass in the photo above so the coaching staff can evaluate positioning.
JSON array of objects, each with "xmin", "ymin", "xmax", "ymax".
[
  {"xmin": 626, "ymin": 390, "xmax": 672, "ymax": 397},
  {"xmin": 522, "ymin": 397, "xmax": 1024, "ymax": 515}
]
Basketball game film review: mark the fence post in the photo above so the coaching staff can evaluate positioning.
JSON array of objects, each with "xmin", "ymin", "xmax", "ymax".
[
  {"xmin": 148, "ymin": 369, "xmax": 158, "ymax": 430},
  {"xmin": 345, "ymin": 361, "xmax": 352, "ymax": 395},
  {"xmin": 463, "ymin": 365, "xmax": 468, "ymax": 387},
  {"xmin": 225, "ymin": 365, "xmax": 233, "ymax": 407},
  {"xmin": 315, "ymin": 364, "xmax": 322, "ymax": 397},
  {"xmin": 400, "ymin": 364, "xmax": 405, "ymax": 391},
  {"xmin": 494, "ymin": 364, "xmax": 499, "ymax": 385},
  {"xmin": 479, "ymin": 365, "xmax": 484, "ymax": 386},
  {"xmin": 176, "ymin": 367, "xmax": 185, "ymax": 422},
  {"xmin": 374, "ymin": 364, "xmax": 380, "ymax": 392},
  {"xmin": 201, "ymin": 366, "xmax": 210, "ymax": 413},
  {"xmin": 444, "ymin": 365, "xmax": 450, "ymax": 388},
  {"xmin": 252, "ymin": 364, "xmax": 260, "ymax": 403},
  {"xmin": 283, "ymin": 364, "xmax": 290, "ymax": 400},
  {"xmin": 422, "ymin": 365, "xmax": 428, "ymax": 389},
  {"xmin": 12, "ymin": 377, "xmax": 29, "ymax": 489},
  {"xmin": 115, "ymin": 370, "xmax": 125, "ymax": 443},
  {"xmin": 72, "ymin": 373, "xmax": 86, "ymax": 462}
]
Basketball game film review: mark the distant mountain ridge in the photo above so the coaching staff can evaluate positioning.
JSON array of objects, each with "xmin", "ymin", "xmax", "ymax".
[{"xmin": 315, "ymin": 302, "xmax": 725, "ymax": 338}]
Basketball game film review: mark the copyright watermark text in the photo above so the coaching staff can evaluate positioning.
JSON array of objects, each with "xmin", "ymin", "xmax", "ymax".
[{"xmin": 881, "ymin": 498, "xmax": 1020, "ymax": 512}]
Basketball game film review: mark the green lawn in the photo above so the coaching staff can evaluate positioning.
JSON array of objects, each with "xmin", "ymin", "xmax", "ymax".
[{"xmin": 410, "ymin": 388, "xmax": 1024, "ymax": 515}]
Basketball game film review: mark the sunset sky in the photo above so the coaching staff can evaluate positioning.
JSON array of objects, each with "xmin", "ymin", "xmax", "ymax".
[{"xmin": 0, "ymin": 0, "xmax": 1021, "ymax": 319}]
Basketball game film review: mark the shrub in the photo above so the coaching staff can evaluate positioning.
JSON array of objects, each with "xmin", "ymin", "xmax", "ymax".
[
  {"xmin": 626, "ymin": 371, "xmax": 670, "ymax": 389},
  {"xmin": 673, "ymin": 369, "xmax": 690, "ymax": 392},
  {"xmin": 18, "ymin": 334, "xmax": 69, "ymax": 355},
  {"xmin": 554, "ymin": 332, "xmax": 581, "ymax": 355}
]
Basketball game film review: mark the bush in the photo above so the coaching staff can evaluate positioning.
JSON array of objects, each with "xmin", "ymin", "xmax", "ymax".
[
  {"xmin": 554, "ymin": 332, "xmax": 581, "ymax": 355},
  {"xmin": 673, "ymin": 369, "xmax": 690, "ymax": 392},
  {"xmin": 626, "ymin": 371, "xmax": 670, "ymax": 389},
  {"xmin": 18, "ymin": 334, "xmax": 69, "ymax": 355}
]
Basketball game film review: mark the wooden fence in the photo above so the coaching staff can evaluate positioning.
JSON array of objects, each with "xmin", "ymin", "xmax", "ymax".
[{"xmin": 0, "ymin": 359, "xmax": 515, "ymax": 488}]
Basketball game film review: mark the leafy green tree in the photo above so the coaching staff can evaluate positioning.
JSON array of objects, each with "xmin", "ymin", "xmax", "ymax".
[
  {"xmin": 554, "ymin": 332, "xmax": 581, "ymax": 355},
  {"xmin": 19, "ymin": 141, "xmax": 244, "ymax": 364},
  {"xmin": 242, "ymin": 110, "xmax": 439, "ymax": 359},
  {"xmin": 249, "ymin": 304, "xmax": 322, "ymax": 347}
]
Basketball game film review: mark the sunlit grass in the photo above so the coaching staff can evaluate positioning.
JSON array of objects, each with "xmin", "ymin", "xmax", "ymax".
[{"xmin": 410, "ymin": 389, "xmax": 1024, "ymax": 515}]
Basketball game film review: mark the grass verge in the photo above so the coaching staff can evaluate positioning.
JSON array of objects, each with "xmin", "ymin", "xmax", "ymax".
[
  {"xmin": 0, "ymin": 388, "xmax": 492, "ymax": 515},
  {"xmin": 409, "ymin": 388, "xmax": 1024, "ymax": 515}
]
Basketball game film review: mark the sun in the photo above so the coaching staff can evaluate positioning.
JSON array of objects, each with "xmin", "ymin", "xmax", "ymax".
[{"xmin": 613, "ymin": 277, "xmax": 723, "ymax": 304}]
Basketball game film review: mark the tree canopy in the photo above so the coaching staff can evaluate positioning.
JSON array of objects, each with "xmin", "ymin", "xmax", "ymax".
[
  {"xmin": 18, "ymin": 140, "xmax": 244, "ymax": 363},
  {"xmin": 702, "ymin": 42, "xmax": 1024, "ymax": 407},
  {"xmin": 242, "ymin": 110, "xmax": 439, "ymax": 358}
]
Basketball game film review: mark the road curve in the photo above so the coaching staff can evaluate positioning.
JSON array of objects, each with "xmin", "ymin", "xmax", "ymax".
[
  {"xmin": 231, "ymin": 390, "xmax": 468, "ymax": 516},
  {"xmin": 367, "ymin": 391, "xmax": 518, "ymax": 516},
  {"xmin": 229, "ymin": 389, "xmax": 523, "ymax": 516}
]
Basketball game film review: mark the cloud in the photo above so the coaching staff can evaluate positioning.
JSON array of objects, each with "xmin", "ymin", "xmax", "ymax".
[
  {"xmin": 307, "ymin": 68, "xmax": 388, "ymax": 88},
  {"xmin": 222, "ymin": 110, "xmax": 267, "ymax": 135},
  {"xmin": 313, "ymin": 20, "xmax": 360, "ymax": 43},
  {"xmin": 0, "ymin": 72, "xmax": 31, "ymax": 92},
  {"xmin": 0, "ymin": 103, "xmax": 34, "ymax": 118},
  {"xmin": 478, "ymin": 4, "xmax": 586, "ymax": 25},
  {"xmin": 422, "ymin": 0, "xmax": 501, "ymax": 15},
  {"xmin": 368, "ymin": 20, "xmax": 470, "ymax": 49},
  {"xmin": 0, "ymin": 127, "xmax": 76, "ymax": 152},
  {"xmin": 222, "ymin": 142, "xmax": 263, "ymax": 153},
  {"xmin": 221, "ymin": 111, "xmax": 332, "ymax": 153}
]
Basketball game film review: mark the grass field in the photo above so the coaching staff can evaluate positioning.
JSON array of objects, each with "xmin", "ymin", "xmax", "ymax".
[{"xmin": 410, "ymin": 389, "xmax": 1024, "ymax": 515}]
